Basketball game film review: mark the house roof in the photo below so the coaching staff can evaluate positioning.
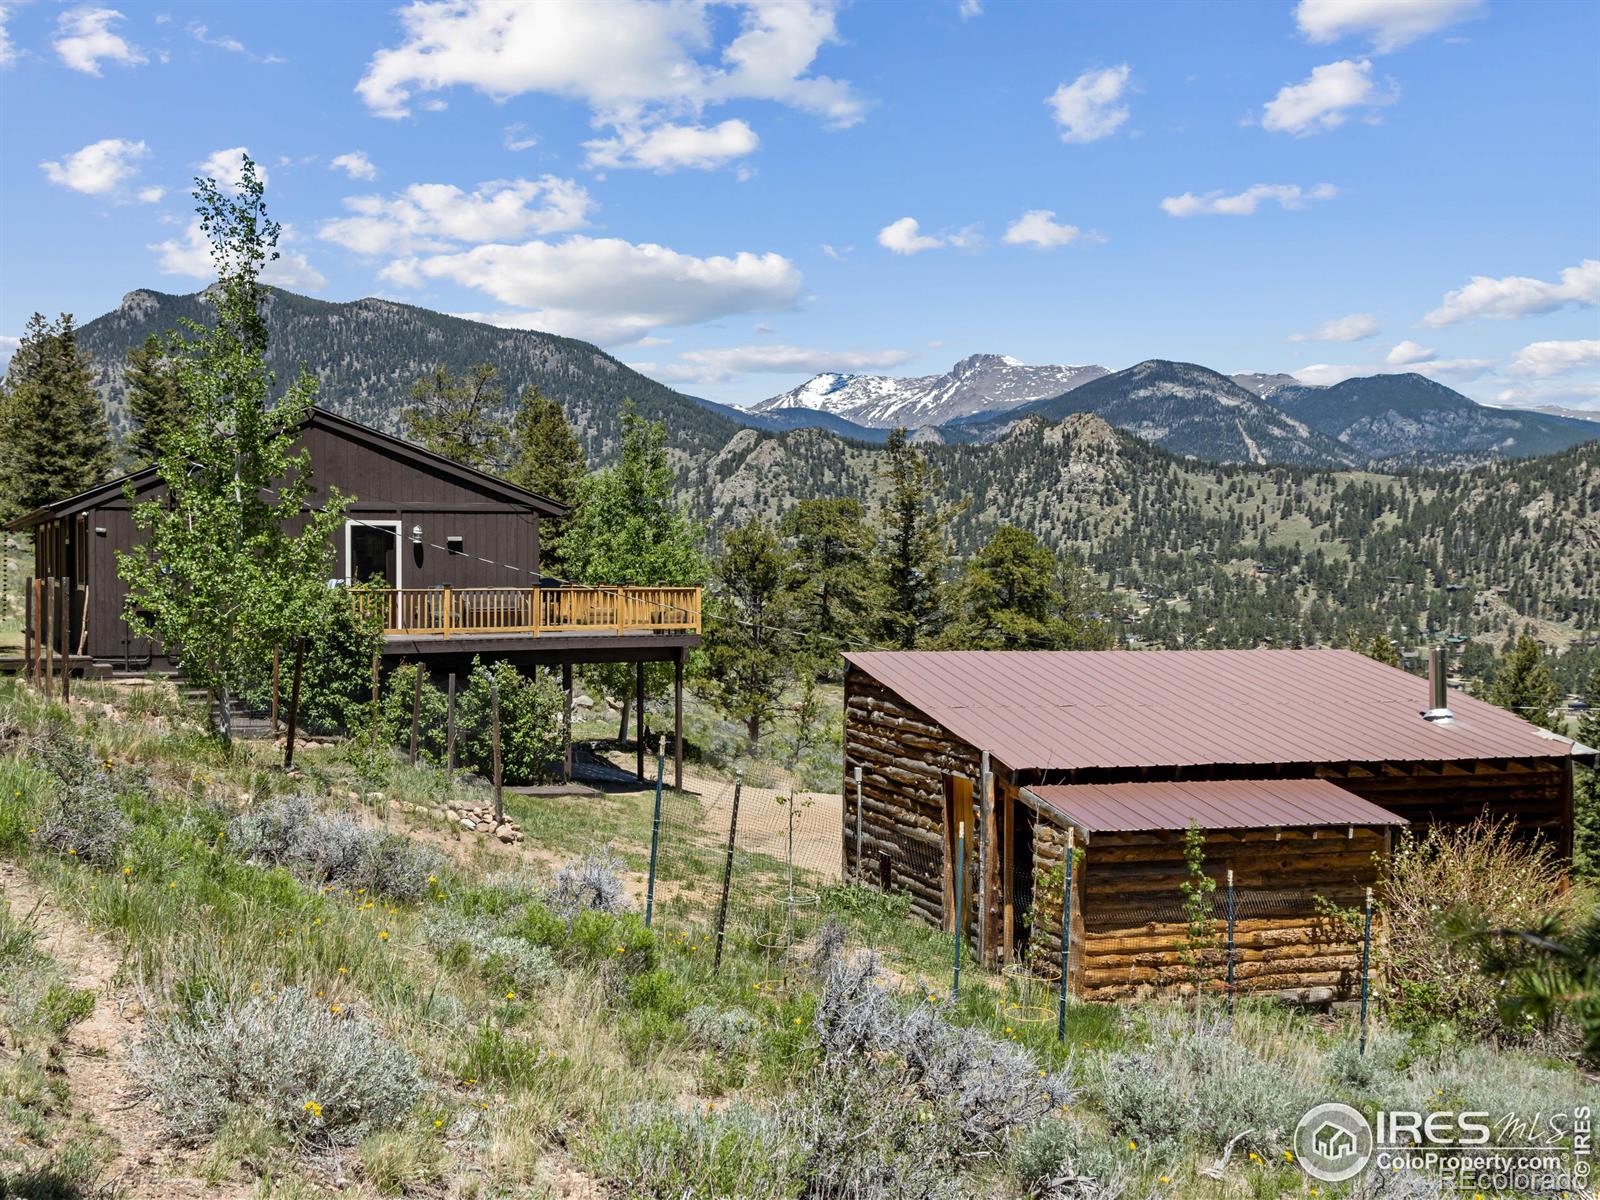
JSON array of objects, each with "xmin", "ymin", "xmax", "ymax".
[
  {"xmin": 4, "ymin": 405, "xmax": 566, "ymax": 531},
  {"xmin": 1024, "ymin": 778, "xmax": 1409, "ymax": 835},
  {"xmin": 844, "ymin": 648, "xmax": 1587, "ymax": 772}
]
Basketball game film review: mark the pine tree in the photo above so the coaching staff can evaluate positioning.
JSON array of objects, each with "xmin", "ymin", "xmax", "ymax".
[
  {"xmin": 1367, "ymin": 633, "xmax": 1402, "ymax": 668},
  {"xmin": 875, "ymin": 428, "xmax": 960, "ymax": 649},
  {"xmin": 1487, "ymin": 634, "xmax": 1562, "ymax": 731},
  {"xmin": 117, "ymin": 157, "xmax": 348, "ymax": 748},
  {"xmin": 943, "ymin": 525, "xmax": 1115, "ymax": 650},
  {"xmin": 703, "ymin": 517, "xmax": 802, "ymax": 744},
  {"xmin": 779, "ymin": 497, "xmax": 880, "ymax": 675},
  {"xmin": 0, "ymin": 312, "xmax": 111, "ymax": 521},
  {"xmin": 402, "ymin": 362, "xmax": 510, "ymax": 470},
  {"xmin": 560, "ymin": 401, "xmax": 706, "ymax": 740},
  {"xmin": 125, "ymin": 332, "xmax": 188, "ymax": 465},
  {"xmin": 504, "ymin": 385, "xmax": 585, "ymax": 576}
]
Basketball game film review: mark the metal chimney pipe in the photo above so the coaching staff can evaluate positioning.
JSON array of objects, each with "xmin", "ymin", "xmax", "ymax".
[{"xmin": 1423, "ymin": 645, "xmax": 1453, "ymax": 721}]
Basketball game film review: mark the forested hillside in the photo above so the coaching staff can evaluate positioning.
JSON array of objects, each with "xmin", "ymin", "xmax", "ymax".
[
  {"xmin": 688, "ymin": 414, "xmax": 1599, "ymax": 672},
  {"xmin": 75, "ymin": 287, "xmax": 747, "ymax": 462}
]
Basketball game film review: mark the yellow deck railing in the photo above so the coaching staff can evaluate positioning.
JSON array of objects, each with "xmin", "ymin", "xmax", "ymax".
[{"xmin": 352, "ymin": 586, "xmax": 701, "ymax": 637}]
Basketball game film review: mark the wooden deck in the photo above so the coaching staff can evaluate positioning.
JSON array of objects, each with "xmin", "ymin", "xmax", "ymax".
[{"xmin": 354, "ymin": 585, "xmax": 701, "ymax": 638}]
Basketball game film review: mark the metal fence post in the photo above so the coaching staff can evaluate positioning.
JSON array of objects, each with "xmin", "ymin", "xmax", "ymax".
[
  {"xmin": 1226, "ymin": 868, "xmax": 1236, "ymax": 1020},
  {"xmin": 1057, "ymin": 826, "xmax": 1075, "ymax": 1041},
  {"xmin": 645, "ymin": 736, "xmax": 665, "ymax": 927},
  {"xmin": 853, "ymin": 764, "xmax": 863, "ymax": 881},
  {"xmin": 713, "ymin": 770, "xmax": 743, "ymax": 971},
  {"xmin": 952, "ymin": 821, "xmax": 965, "ymax": 1000},
  {"xmin": 1359, "ymin": 885, "xmax": 1373, "ymax": 1055}
]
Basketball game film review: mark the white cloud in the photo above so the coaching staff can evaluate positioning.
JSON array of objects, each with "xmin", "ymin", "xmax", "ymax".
[
  {"xmin": 40, "ymin": 137, "xmax": 150, "ymax": 196},
  {"xmin": 136, "ymin": 185, "xmax": 164, "ymax": 203},
  {"xmin": 0, "ymin": 334, "xmax": 20, "ymax": 367},
  {"xmin": 584, "ymin": 118, "xmax": 758, "ymax": 171},
  {"xmin": 330, "ymin": 151, "xmax": 377, "ymax": 180},
  {"xmin": 1295, "ymin": 0, "xmax": 1485, "ymax": 53},
  {"xmin": 319, "ymin": 177, "xmax": 592, "ymax": 257},
  {"xmin": 1507, "ymin": 339, "xmax": 1600, "ymax": 378},
  {"xmin": 150, "ymin": 219, "xmax": 327, "ymax": 291},
  {"xmin": 198, "ymin": 147, "xmax": 265, "ymax": 190},
  {"xmin": 356, "ymin": 0, "xmax": 863, "ymax": 180},
  {"xmin": 1422, "ymin": 259, "xmax": 1600, "ymax": 326},
  {"xmin": 0, "ymin": 5, "xmax": 17, "ymax": 68},
  {"xmin": 1412, "ymin": 357, "xmax": 1492, "ymax": 380},
  {"xmin": 1002, "ymin": 209, "xmax": 1082, "ymax": 249},
  {"xmin": 1261, "ymin": 59, "xmax": 1395, "ymax": 135},
  {"xmin": 55, "ymin": 6, "xmax": 147, "ymax": 74},
  {"xmin": 503, "ymin": 123, "xmax": 538, "ymax": 151},
  {"xmin": 388, "ymin": 234, "xmax": 804, "ymax": 345},
  {"xmin": 1289, "ymin": 312, "xmax": 1379, "ymax": 343},
  {"xmin": 1161, "ymin": 182, "xmax": 1336, "ymax": 217},
  {"xmin": 959, "ymin": 0, "xmax": 982, "ymax": 17},
  {"xmin": 820, "ymin": 243, "xmax": 852, "ymax": 260},
  {"xmin": 1492, "ymin": 380, "xmax": 1600, "ymax": 411},
  {"xmin": 1385, "ymin": 339, "xmax": 1434, "ymax": 364},
  {"xmin": 1046, "ymin": 64, "xmax": 1131, "ymax": 143},
  {"xmin": 876, "ymin": 216, "xmax": 978, "ymax": 255},
  {"xmin": 1293, "ymin": 356, "xmax": 1491, "ymax": 386},
  {"xmin": 187, "ymin": 21, "xmax": 283, "ymax": 62},
  {"xmin": 644, "ymin": 343, "xmax": 910, "ymax": 385}
]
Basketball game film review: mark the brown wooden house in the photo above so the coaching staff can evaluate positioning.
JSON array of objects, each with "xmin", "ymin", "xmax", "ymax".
[
  {"xmin": 841, "ymin": 648, "xmax": 1592, "ymax": 1001},
  {"xmin": 8, "ymin": 405, "xmax": 701, "ymax": 784}
]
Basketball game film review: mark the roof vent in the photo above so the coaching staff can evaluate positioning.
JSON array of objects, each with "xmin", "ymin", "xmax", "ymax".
[{"xmin": 1422, "ymin": 645, "xmax": 1453, "ymax": 722}]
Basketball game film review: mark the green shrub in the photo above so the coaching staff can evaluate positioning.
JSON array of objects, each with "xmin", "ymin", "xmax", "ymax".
[
  {"xmin": 584, "ymin": 1102, "xmax": 802, "ymax": 1200},
  {"xmin": 457, "ymin": 1023, "xmax": 545, "ymax": 1084},
  {"xmin": 627, "ymin": 969, "xmax": 689, "ymax": 1019},
  {"xmin": 422, "ymin": 911, "xmax": 560, "ymax": 994},
  {"xmin": 454, "ymin": 658, "xmax": 563, "ymax": 784},
  {"xmin": 1381, "ymin": 817, "xmax": 1575, "ymax": 1039},
  {"xmin": 132, "ymin": 987, "xmax": 423, "ymax": 1148},
  {"xmin": 379, "ymin": 661, "xmax": 449, "ymax": 764},
  {"xmin": 243, "ymin": 588, "xmax": 383, "ymax": 735}
]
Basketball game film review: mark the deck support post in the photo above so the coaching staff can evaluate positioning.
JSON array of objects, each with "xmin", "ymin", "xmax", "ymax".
[
  {"xmin": 673, "ymin": 649, "xmax": 684, "ymax": 792},
  {"xmin": 634, "ymin": 660, "xmax": 646, "ymax": 782},
  {"xmin": 562, "ymin": 661, "xmax": 574, "ymax": 782}
]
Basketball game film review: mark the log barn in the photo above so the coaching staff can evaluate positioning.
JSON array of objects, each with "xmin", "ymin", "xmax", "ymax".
[{"xmin": 841, "ymin": 648, "xmax": 1591, "ymax": 1001}]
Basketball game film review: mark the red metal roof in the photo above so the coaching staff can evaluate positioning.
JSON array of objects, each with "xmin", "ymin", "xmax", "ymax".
[
  {"xmin": 1026, "ymin": 778, "xmax": 1408, "ymax": 833},
  {"xmin": 844, "ymin": 648, "xmax": 1584, "ymax": 772}
]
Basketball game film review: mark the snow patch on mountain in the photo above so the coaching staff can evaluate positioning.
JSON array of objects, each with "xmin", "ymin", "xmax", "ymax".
[{"xmin": 750, "ymin": 353, "xmax": 1108, "ymax": 428}]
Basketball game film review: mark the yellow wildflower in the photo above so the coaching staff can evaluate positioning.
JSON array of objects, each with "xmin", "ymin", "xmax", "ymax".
[{"xmin": 303, "ymin": 1100, "xmax": 323, "ymax": 1118}]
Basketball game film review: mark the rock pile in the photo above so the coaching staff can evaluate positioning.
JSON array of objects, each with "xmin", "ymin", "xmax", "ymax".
[{"xmin": 394, "ymin": 798, "xmax": 525, "ymax": 845}]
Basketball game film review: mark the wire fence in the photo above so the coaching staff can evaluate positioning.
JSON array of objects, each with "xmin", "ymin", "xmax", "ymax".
[{"xmin": 15, "ymin": 631, "xmax": 1377, "ymax": 1047}]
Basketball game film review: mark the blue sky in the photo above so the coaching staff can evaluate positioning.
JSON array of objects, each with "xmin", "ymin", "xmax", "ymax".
[{"xmin": 2, "ymin": 0, "xmax": 1597, "ymax": 409}]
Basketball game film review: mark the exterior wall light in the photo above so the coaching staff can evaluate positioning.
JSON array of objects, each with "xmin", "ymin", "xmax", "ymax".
[{"xmin": 410, "ymin": 524, "xmax": 423, "ymax": 545}]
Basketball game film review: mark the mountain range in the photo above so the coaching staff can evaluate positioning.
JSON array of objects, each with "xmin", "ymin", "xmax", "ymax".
[
  {"xmin": 32, "ymin": 286, "xmax": 1600, "ymax": 662},
  {"xmin": 67, "ymin": 287, "xmax": 1598, "ymax": 471},
  {"xmin": 749, "ymin": 353, "xmax": 1107, "ymax": 428}
]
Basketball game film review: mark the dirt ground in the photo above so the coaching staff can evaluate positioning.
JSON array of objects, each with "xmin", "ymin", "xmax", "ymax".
[
  {"xmin": 600, "ymin": 752, "xmax": 844, "ymax": 883},
  {"xmin": 0, "ymin": 860, "xmax": 254, "ymax": 1200}
]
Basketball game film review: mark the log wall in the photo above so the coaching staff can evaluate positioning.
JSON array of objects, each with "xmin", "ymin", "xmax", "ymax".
[
  {"xmin": 1069, "ymin": 826, "xmax": 1384, "ymax": 1001},
  {"xmin": 843, "ymin": 664, "xmax": 983, "ymax": 928},
  {"xmin": 1316, "ymin": 759, "xmax": 1568, "ymax": 841}
]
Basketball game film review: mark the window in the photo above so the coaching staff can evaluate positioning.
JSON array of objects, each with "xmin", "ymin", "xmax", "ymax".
[{"xmin": 446, "ymin": 536, "xmax": 465, "ymax": 555}]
